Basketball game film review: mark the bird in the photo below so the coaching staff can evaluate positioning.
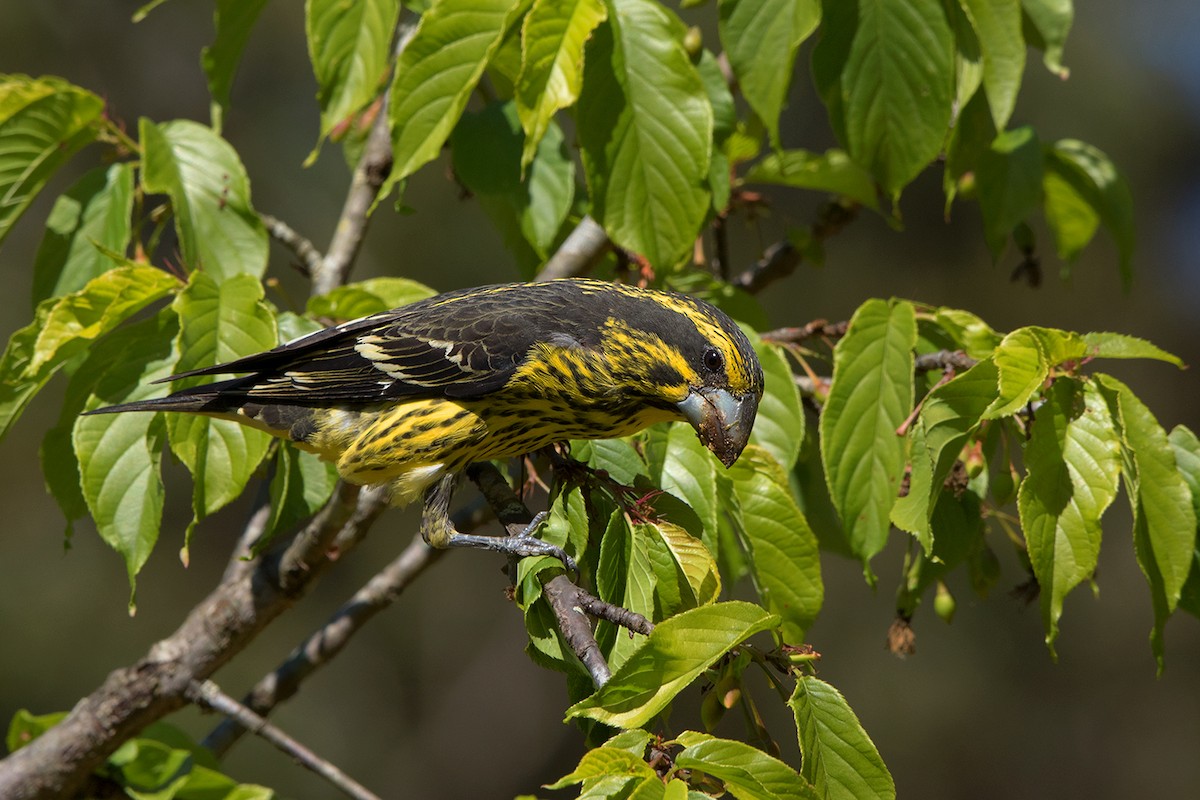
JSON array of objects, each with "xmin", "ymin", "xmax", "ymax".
[{"xmin": 86, "ymin": 278, "xmax": 764, "ymax": 568}]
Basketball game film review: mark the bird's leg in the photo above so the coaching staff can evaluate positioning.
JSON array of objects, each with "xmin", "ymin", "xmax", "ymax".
[{"xmin": 421, "ymin": 473, "xmax": 577, "ymax": 573}]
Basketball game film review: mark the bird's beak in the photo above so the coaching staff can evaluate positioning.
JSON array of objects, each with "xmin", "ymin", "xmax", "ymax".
[{"xmin": 676, "ymin": 388, "xmax": 759, "ymax": 468}]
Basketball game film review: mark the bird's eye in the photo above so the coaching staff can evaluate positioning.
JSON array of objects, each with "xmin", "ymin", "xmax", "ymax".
[{"xmin": 703, "ymin": 347, "xmax": 724, "ymax": 373}]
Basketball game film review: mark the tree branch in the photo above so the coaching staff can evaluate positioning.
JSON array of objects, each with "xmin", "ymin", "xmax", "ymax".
[
  {"xmin": 731, "ymin": 201, "xmax": 859, "ymax": 294},
  {"xmin": 535, "ymin": 216, "xmax": 610, "ymax": 282},
  {"xmin": 464, "ymin": 462, "xmax": 650, "ymax": 688},
  {"xmin": 0, "ymin": 480, "xmax": 382, "ymax": 799},
  {"xmin": 201, "ymin": 498, "xmax": 488, "ymax": 757},
  {"xmin": 0, "ymin": 16, "xmax": 421, "ymax": 798},
  {"xmin": 312, "ymin": 21, "xmax": 416, "ymax": 296},
  {"xmin": 187, "ymin": 680, "xmax": 381, "ymax": 800}
]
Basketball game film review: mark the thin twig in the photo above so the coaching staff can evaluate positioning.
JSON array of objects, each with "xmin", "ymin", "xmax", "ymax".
[
  {"xmin": 187, "ymin": 680, "xmax": 381, "ymax": 800},
  {"xmin": 260, "ymin": 212, "xmax": 324, "ymax": 277},
  {"xmin": 914, "ymin": 350, "xmax": 978, "ymax": 373},
  {"xmin": 731, "ymin": 201, "xmax": 859, "ymax": 294},
  {"xmin": 761, "ymin": 319, "xmax": 851, "ymax": 347}
]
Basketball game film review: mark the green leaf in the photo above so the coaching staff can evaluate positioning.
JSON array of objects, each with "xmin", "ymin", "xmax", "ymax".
[
  {"xmin": 642, "ymin": 520, "xmax": 721, "ymax": 614},
  {"xmin": 42, "ymin": 303, "xmax": 179, "ymax": 539},
  {"xmin": 108, "ymin": 738, "xmax": 192, "ymax": 794},
  {"xmin": 0, "ymin": 265, "xmax": 180, "ymax": 442},
  {"xmin": 385, "ymin": 0, "xmax": 520, "ymax": 193},
  {"xmin": 262, "ymin": 446, "xmax": 338, "ymax": 551},
  {"xmin": 1042, "ymin": 155, "xmax": 1098, "ymax": 266},
  {"xmin": 0, "ymin": 75, "xmax": 104, "ymax": 247},
  {"xmin": 515, "ymin": 0, "xmax": 607, "ymax": 169},
  {"xmin": 930, "ymin": 307, "xmax": 1002, "ymax": 359},
  {"xmin": 201, "ymin": 0, "xmax": 270, "ymax": 132},
  {"xmin": 983, "ymin": 325, "xmax": 1087, "ymax": 419},
  {"xmin": 1044, "ymin": 139, "xmax": 1135, "ymax": 288},
  {"xmin": 891, "ymin": 358, "xmax": 999, "ymax": 552},
  {"xmin": 958, "ymin": 0, "xmax": 1025, "ymax": 130},
  {"xmin": 749, "ymin": 339, "xmax": 805, "ymax": 471},
  {"xmin": 1082, "ymin": 332, "xmax": 1184, "ymax": 368},
  {"xmin": 1017, "ymin": 378, "xmax": 1120, "ymax": 655},
  {"xmin": 306, "ymin": 0, "xmax": 399, "ymax": 155},
  {"xmin": 30, "ymin": 265, "xmax": 180, "ymax": 375},
  {"xmin": 744, "ymin": 149, "xmax": 878, "ymax": 210},
  {"xmin": 167, "ymin": 273, "xmax": 277, "ymax": 540},
  {"xmin": 307, "ymin": 276, "xmax": 437, "ymax": 320},
  {"xmin": 451, "ymin": 101, "xmax": 574, "ymax": 268},
  {"xmin": 578, "ymin": 0, "xmax": 713, "ymax": 268},
  {"xmin": 1021, "ymin": 0, "xmax": 1072, "ymax": 78},
  {"xmin": 728, "ymin": 446, "xmax": 823, "ymax": 641},
  {"xmin": 1166, "ymin": 426, "xmax": 1200, "ymax": 619},
  {"xmin": 820, "ymin": 298, "xmax": 916, "ymax": 571},
  {"xmin": 791, "ymin": 677, "xmax": 894, "ymax": 800},
  {"xmin": 595, "ymin": 509, "xmax": 657, "ymax": 671},
  {"xmin": 976, "ymin": 126, "xmax": 1042, "ymax": 258},
  {"xmin": 942, "ymin": 88, "xmax": 996, "ymax": 211},
  {"xmin": 718, "ymin": 0, "xmax": 820, "ymax": 150},
  {"xmin": 1098, "ymin": 375, "xmax": 1196, "ymax": 667},
  {"xmin": 572, "ymin": 437, "xmax": 645, "ymax": 486},
  {"xmin": 140, "ymin": 118, "xmax": 268, "ymax": 281},
  {"xmin": 566, "ymin": 601, "xmax": 778, "ymax": 728},
  {"xmin": 74, "ymin": 310, "xmax": 180, "ymax": 597},
  {"xmin": 32, "ymin": 163, "xmax": 135, "ymax": 306},
  {"xmin": 647, "ymin": 422, "xmax": 720, "ymax": 558},
  {"xmin": 982, "ymin": 328, "xmax": 1045, "ymax": 419},
  {"xmin": 674, "ymin": 732, "xmax": 821, "ymax": 800},
  {"xmin": 547, "ymin": 746, "xmax": 656, "ymax": 789},
  {"xmin": 812, "ymin": 0, "xmax": 954, "ymax": 195}
]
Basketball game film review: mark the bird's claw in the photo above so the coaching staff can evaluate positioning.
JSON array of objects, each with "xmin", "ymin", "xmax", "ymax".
[{"xmin": 443, "ymin": 510, "xmax": 577, "ymax": 575}]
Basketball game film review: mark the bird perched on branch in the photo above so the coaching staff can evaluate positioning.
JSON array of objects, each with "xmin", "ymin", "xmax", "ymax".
[{"xmin": 88, "ymin": 279, "xmax": 764, "ymax": 568}]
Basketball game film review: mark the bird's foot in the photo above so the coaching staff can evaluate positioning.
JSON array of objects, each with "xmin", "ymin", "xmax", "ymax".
[{"xmin": 445, "ymin": 511, "xmax": 577, "ymax": 574}]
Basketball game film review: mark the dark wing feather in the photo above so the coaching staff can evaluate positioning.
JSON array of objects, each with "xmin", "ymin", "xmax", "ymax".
[{"xmin": 158, "ymin": 283, "xmax": 601, "ymax": 409}]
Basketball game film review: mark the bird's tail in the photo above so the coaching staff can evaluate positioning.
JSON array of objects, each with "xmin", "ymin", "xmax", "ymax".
[{"xmin": 82, "ymin": 375, "xmax": 249, "ymax": 416}]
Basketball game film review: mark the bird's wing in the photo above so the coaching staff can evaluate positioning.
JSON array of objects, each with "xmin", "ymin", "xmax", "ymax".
[{"xmin": 162, "ymin": 284, "xmax": 597, "ymax": 406}]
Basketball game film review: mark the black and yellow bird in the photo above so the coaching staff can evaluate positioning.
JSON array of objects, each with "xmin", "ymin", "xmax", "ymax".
[{"xmin": 88, "ymin": 279, "xmax": 764, "ymax": 567}]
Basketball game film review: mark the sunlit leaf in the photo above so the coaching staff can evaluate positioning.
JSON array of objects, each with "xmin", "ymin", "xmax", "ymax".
[
  {"xmin": 140, "ymin": 118, "xmax": 268, "ymax": 281},
  {"xmin": 1018, "ymin": 378, "xmax": 1120, "ymax": 655},
  {"xmin": 791, "ymin": 676, "xmax": 895, "ymax": 800},
  {"xmin": 566, "ymin": 602, "xmax": 778, "ymax": 728},
  {"xmin": 385, "ymin": 0, "xmax": 521, "ymax": 195},
  {"xmin": 1097, "ymin": 375, "xmax": 1196, "ymax": 668},
  {"xmin": 515, "ymin": 0, "xmax": 607, "ymax": 169},
  {"xmin": 32, "ymin": 163, "xmax": 135, "ymax": 305},
  {"xmin": 675, "ymin": 732, "xmax": 821, "ymax": 800},
  {"xmin": 0, "ymin": 75, "xmax": 104, "ymax": 246},
  {"xmin": 166, "ymin": 273, "xmax": 276, "ymax": 539},
  {"xmin": 578, "ymin": 0, "xmax": 712, "ymax": 268},
  {"xmin": 728, "ymin": 446, "xmax": 823, "ymax": 640},
  {"xmin": 820, "ymin": 298, "xmax": 916, "ymax": 571},
  {"xmin": 958, "ymin": 0, "xmax": 1025, "ymax": 130},
  {"xmin": 306, "ymin": 0, "xmax": 399, "ymax": 154},
  {"xmin": 718, "ymin": 0, "xmax": 819, "ymax": 150},
  {"xmin": 812, "ymin": 0, "xmax": 954, "ymax": 195},
  {"xmin": 74, "ymin": 311, "xmax": 180, "ymax": 598}
]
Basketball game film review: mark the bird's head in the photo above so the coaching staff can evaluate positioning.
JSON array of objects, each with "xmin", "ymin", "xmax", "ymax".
[{"xmin": 592, "ymin": 283, "xmax": 765, "ymax": 468}]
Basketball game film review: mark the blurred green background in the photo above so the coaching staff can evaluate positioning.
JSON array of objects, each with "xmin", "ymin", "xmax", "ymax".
[{"xmin": 2, "ymin": 2, "xmax": 1198, "ymax": 798}]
